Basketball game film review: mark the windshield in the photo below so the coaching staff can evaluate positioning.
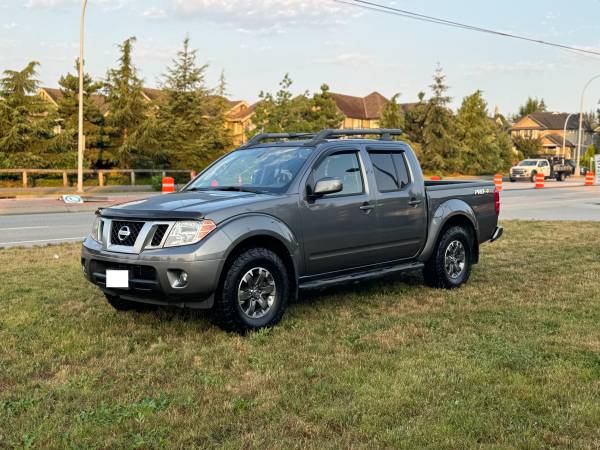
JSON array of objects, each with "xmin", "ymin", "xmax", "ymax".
[
  {"xmin": 186, "ymin": 146, "xmax": 312, "ymax": 193},
  {"xmin": 518, "ymin": 160, "xmax": 538, "ymax": 166}
]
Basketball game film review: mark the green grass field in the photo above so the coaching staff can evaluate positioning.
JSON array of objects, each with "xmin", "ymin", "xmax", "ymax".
[{"xmin": 1, "ymin": 221, "xmax": 599, "ymax": 449}]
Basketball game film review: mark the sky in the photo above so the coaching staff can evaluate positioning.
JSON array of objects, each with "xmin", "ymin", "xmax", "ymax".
[{"xmin": 1, "ymin": 0, "xmax": 600, "ymax": 116}]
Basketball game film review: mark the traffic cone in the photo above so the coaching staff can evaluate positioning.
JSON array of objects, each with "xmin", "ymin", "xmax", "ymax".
[
  {"xmin": 162, "ymin": 177, "xmax": 175, "ymax": 193},
  {"xmin": 493, "ymin": 174, "xmax": 503, "ymax": 191},
  {"xmin": 535, "ymin": 172, "xmax": 545, "ymax": 189},
  {"xmin": 585, "ymin": 172, "xmax": 595, "ymax": 186}
]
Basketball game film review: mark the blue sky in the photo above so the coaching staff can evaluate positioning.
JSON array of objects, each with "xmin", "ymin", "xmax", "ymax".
[{"xmin": 1, "ymin": 0, "xmax": 600, "ymax": 116}]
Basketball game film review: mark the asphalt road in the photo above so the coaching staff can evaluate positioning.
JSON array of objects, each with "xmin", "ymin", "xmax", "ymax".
[
  {"xmin": 0, "ymin": 212, "xmax": 95, "ymax": 247},
  {"xmin": 0, "ymin": 186, "xmax": 599, "ymax": 248}
]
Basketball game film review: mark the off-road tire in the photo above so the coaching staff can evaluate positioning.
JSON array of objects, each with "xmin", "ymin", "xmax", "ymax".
[
  {"xmin": 556, "ymin": 173, "xmax": 565, "ymax": 182},
  {"xmin": 423, "ymin": 226, "xmax": 473, "ymax": 289},
  {"xmin": 104, "ymin": 293, "xmax": 158, "ymax": 312},
  {"xmin": 212, "ymin": 248, "xmax": 289, "ymax": 333}
]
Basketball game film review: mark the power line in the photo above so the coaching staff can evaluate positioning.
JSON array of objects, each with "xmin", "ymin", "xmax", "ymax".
[{"xmin": 333, "ymin": 0, "xmax": 600, "ymax": 58}]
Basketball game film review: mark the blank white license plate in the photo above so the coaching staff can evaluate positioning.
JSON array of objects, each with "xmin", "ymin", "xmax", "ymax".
[{"xmin": 106, "ymin": 270, "xmax": 129, "ymax": 288}]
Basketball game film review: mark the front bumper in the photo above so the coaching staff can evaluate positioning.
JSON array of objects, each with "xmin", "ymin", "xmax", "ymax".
[
  {"xmin": 490, "ymin": 226, "xmax": 503, "ymax": 243},
  {"xmin": 81, "ymin": 237, "xmax": 224, "ymax": 309},
  {"xmin": 510, "ymin": 172, "xmax": 531, "ymax": 179}
]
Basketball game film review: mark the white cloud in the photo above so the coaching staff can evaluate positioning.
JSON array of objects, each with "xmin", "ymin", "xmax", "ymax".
[
  {"xmin": 312, "ymin": 52, "xmax": 402, "ymax": 69},
  {"xmin": 3, "ymin": 21, "xmax": 17, "ymax": 29},
  {"xmin": 24, "ymin": 0, "xmax": 129, "ymax": 10},
  {"xmin": 144, "ymin": 0, "xmax": 352, "ymax": 34},
  {"xmin": 464, "ymin": 60, "xmax": 571, "ymax": 76},
  {"xmin": 143, "ymin": 6, "xmax": 167, "ymax": 20}
]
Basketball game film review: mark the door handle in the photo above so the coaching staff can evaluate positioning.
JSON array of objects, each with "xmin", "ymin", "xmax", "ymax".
[
  {"xmin": 359, "ymin": 202, "xmax": 375, "ymax": 212},
  {"xmin": 408, "ymin": 198, "xmax": 422, "ymax": 207}
]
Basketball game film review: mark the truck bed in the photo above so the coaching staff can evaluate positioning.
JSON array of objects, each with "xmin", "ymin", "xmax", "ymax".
[{"xmin": 425, "ymin": 180, "xmax": 498, "ymax": 243}]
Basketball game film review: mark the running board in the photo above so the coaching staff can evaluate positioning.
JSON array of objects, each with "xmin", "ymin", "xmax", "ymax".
[{"xmin": 298, "ymin": 262, "xmax": 424, "ymax": 290}]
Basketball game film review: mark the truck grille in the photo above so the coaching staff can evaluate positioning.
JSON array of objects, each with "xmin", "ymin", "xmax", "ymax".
[
  {"xmin": 110, "ymin": 221, "xmax": 144, "ymax": 246},
  {"xmin": 151, "ymin": 225, "xmax": 169, "ymax": 246},
  {"xmin": 90, "ymin": 260, "xmax": 157, "ymax": 282}
]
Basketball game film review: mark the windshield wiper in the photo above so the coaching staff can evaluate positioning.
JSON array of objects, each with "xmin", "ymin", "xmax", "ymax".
[{"xmin": 186, "ymin": 186, "xmax": 267, "ymax": 194}]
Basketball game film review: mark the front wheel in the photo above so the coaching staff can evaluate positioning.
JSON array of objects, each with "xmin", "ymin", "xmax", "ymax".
[
  {"xmin": 530, "ymin": 171, "xmax": 537, "ymax": 183},
  {"xmin": 212, "ymin": 248, "xmax": 289, "ymax": 333},
  {"xmin": 423, "ymin": 226, "xmax": 473, "ymax": 289}
]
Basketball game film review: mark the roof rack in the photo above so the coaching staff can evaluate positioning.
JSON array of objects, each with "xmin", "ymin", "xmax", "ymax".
[
  {"xmin": 241, "ymin": 132, "xmax": 316, "ymax": 148},
  {"xmin": 304, "ymin": 128, "xmax": 403, "ymax": 146}
]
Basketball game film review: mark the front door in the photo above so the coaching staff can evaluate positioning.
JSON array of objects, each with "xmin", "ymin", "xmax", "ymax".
[{"xmin": 299, "ymin": 148, "xmax": 379, "ymax": 276}]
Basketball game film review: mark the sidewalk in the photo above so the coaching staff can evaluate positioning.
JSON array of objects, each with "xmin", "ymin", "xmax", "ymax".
[
  {"xmin": 0, "ymin": 185, "xmax": 156, "ymax": 199},
  {"xmin": 0, "ymin": 193, "xmax": 158, "ymax": 216}
]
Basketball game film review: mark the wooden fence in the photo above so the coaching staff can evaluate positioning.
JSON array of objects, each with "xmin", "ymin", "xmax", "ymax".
[{"xmin": 0, "ymin": 169, "xmax": 196, "ymax": 188}]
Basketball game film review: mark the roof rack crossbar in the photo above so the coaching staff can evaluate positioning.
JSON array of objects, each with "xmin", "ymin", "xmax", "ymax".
[
  {"xmin": 241, "ymin": 132, "xmax": 316, "ymax": 148},
  {"xmin": 304, "ymin": 128, "xmax": 403, "ymax": 146}
]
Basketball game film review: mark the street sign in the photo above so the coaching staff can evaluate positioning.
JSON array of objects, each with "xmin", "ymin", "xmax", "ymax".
[
  {"xmin": 595, "ymin": 155, "xmax": 600, "ymax": 185},
  {"xmin": 61, "ymin": 195, "xmax": 84, "ymax": 204}
]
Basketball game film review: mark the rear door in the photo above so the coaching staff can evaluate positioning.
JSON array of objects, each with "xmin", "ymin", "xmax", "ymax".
[
  {"xmin": 299, "ymin": 146, "xmax": 380, "ymax": 275},
  {"xmin": 365, "ymin": 144, "xmax": 427, "ymax": 261}
]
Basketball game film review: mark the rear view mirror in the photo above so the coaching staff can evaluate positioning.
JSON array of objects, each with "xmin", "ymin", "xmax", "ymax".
[{"xmin": 313, "ymin": 177, "xmax": 343, "ymax": 197}]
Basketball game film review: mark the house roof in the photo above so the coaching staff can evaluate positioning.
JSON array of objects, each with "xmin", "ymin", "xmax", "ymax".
[
  {"xmin": 543, "ymin": 133, "xmax": 575, "ymax": 147},
  {"xmin": 141, "ymin": 87, "xmax": 167, "ymax": 102},
  {"xmin": 329, "ymin": 91, "xmax": 388, "ymax": 120},
  {"xmin": 522, "ymin": 112, "xmax": 581, "ymax": 130}
]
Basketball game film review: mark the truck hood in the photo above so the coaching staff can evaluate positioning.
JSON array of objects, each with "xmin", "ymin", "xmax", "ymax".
[{"xmin": 100, "ymin": 190, "xmax": 275, "ymax": 220}]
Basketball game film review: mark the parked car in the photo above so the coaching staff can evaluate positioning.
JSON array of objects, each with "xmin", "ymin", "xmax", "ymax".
[
  {"xmin": 82, "ymin": 129, "xmax": 503, "ymax": 333},
  {"xmin": 509, "ymin": 157, "xmax": 572, "ymax": 182}
]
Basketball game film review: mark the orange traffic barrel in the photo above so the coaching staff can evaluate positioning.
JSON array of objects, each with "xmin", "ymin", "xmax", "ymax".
[
  {"xmin": 430, "ymin": 175, "xmax": 442, "ymax": 181},
  {"xmin": 585, "ymin": 172, "xmax": 595, "ymax": 186},
  {"xmin": 535, "ymin": 172, "xmax": 545, "ymax": 189},
  {"xmin": 162, "ymin": 177, "xmax": 175, "ymax": 193},
  {"xmin": 493, "ymin": 174, "xmax": 503, "ymax": 191}
]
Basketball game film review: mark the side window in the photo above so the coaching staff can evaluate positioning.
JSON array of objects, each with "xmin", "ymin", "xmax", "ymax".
[
  {"xmin": 313, "ymin": 152, "xmax": 364, "ymax": 196},
  {"xmin": 369, "ymin": 152, "xmax": 399, "ymax": 192},
  {"xmin": 368, "ymin": 150, "xmax": 411, "ymax": 192},
  {"xmin": 392, "ymin": 153, "xmax": 410, "ymax": 188}
]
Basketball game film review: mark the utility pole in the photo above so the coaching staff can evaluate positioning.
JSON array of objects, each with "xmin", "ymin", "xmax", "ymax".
[
  {"xmin": 576, "ymin": 74, "xmax": 600, "ymax": 177},
  {"xmin": 77, "ymin": 0, "xmax": 89, "ymax": 193}
]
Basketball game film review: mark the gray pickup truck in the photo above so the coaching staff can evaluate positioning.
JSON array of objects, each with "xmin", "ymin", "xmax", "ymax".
[{"xmin": 82, "ymin": 129, "xmax": 502, "ymax": 333}]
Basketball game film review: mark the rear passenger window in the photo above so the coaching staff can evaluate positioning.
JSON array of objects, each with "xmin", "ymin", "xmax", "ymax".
[
  {"xmin": 368, "ymin": 151, "xmax": 410, "ymax": 192},
  {"xmin": 392, "ymin": 153, "xmax": 410, "ymax": 188},
  {"xmin": 369, "ymin": 152, "xmax": 399, "ymax": 191}
]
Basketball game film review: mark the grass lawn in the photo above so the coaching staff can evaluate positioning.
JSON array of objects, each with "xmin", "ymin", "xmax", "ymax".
[{"xmin": 1, "ymin": 221, "xmax": 599, "ymax": 449}]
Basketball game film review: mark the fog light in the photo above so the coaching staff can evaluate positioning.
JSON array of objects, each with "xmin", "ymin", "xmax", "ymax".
[{"xmin": 168, "ymin": 270, "xmax": 188, "ymax": 288}]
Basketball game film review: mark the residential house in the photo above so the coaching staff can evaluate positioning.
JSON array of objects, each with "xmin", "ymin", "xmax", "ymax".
[
  {"xmin": 329, "ymin": 91, "xmax": 416, "ymax": 129},
  {"xmin": 510, "ymin": 112, "xmax": 593, "ymax": 158}
]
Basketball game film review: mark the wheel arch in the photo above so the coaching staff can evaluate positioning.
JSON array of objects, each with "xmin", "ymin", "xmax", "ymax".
[
  {"xmin": 419, "ymin": 199, "xmax": 479, "ymax": 264},
  {"xmin": 217, "ymin": 214, "xmax": 300, "ymax": 300}
]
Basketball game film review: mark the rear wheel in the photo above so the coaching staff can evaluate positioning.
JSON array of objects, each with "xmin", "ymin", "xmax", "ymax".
[
  {"xmin": 423, "ymin": 226, "xmax": 473, "ymax": 289},
  {"xmin": 556, "ymin": 173, "xmax": 565, "ymax": 182},
  {"xmin": 509, "ymin": 177, "xmax": 516, "ymax": 182},
  {"xmin": 104, "ymin": 293, "xmax": 158, "ymax": 312},
  {"xmin": 212, "ymin": 248, "xmax": 289, "ymax": 333}
]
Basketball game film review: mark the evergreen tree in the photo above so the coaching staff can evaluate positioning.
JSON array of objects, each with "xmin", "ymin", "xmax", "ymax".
[
  {"xmin": 56, "ymin": 60, "xmax": 109, "ymax": 167},
  {"xmin": 380, "ymin": 93, "xmax": 404, "ymax": 130},
  {"xmin": 154, "ymin": 37, "xmax": 232, "ymax": 169},
  {"xmin": 104, "ymin": 37, "xmax": 148, "ymax": 167},
  {"xmin": 420, "ymin": 65, "xmax": 460, "ymax": 173},
  {"xmin": 513, "ymin": 136, "xmax": 542, "ymax": 159},
  {"xmin": 0, "ymin": 61, "xmax": 54, "ymax": 167},
  {"xmin": 308, "ymin": 83, "xmax": 343, "ymax": 130},
  {"xmin": 403, "ymin": 91, "xmax": 427, "ymax": 148},
  {"xmin": 252, "ymin": 74, "xmax": 311, "ymax": 134},
  {"xmin": 515, "ymin": 96, "xmax": 547, "ymax": 120},
  {"xmin": 455, "ymin": 90, "xmax": 512, "ymax": 174}
]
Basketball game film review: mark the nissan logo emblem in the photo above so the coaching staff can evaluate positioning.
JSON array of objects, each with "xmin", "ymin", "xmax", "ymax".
[{"xmin": 117, "ymin": 226, "xmax": 131, "ymax": 241}]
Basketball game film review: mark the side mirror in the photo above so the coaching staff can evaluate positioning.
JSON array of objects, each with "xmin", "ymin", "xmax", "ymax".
[{"xmin": 312, "ymin": 177, "xmax": 343, "ymax": 197}]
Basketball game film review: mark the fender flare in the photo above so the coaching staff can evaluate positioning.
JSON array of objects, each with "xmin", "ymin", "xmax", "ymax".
[
  {"xmin": 418, "ymin": 199, "xmax": 479, "ymax": 263},
  {"xmin": 217, "ymin": 213, "xmax": 302, "ymax": 280}
]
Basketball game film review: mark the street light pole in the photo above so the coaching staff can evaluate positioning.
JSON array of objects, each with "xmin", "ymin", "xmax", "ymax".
[
  {"xmin": 576, "ymin": 74, "xmax": 600, "ymax": 177},
  {"xmin": 77, "ymin": 0, "xmax": 89, "ymax": 193},
  {"xmin": 562, "ymin": 112, "xmax": 575, "ymax": 158}
]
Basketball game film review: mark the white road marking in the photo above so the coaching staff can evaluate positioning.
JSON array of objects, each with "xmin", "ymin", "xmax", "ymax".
[
  {"xmin": 0, "ymin": 236, "xmax": 86, "ymax": 246},
  {"xmin": 0, "ymin": 226, "xmax": 50, "ymax": 231}
]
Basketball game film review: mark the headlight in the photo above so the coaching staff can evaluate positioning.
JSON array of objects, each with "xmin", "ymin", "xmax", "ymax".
[
  {"xmin": 164, "ymin": 220, "xmax": 216, "ymax": 247},
  {"xmin": 90, "ymin": 216, "xmax": 102, "ymax": 243}
]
